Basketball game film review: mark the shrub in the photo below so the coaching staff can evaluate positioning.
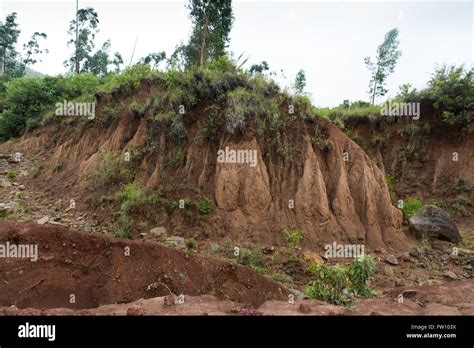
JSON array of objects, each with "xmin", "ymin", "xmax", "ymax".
[
  {"xmin": 195, "ymin": 197, "xmax": 213, "ymax": 214},
  {"xmin": 120, "ymin": 183, "xmax": 146, "ymax": 213},
  {"xmin": 238, "ymin": 247, "xmax": 263, "ymax": 269},
  {"xmin": 451, "ymin": 195, "xmax": 472, "ymax": 217},
  {"xmin": 225, "ymin": 87, "xmax": 278, "ymax": 135},
  {"xmin": 0, "ymin": 77, "xmax": 56, "ymax": 140},
  {"xmin": 282, "ymin": 228, "xmax": 304, "ymax": 247},
  {"xmin": 400, "ymin": 198, "xmax": 423, "ymax": 219},
  {"xmin": 306, "ymin": 255, "xmax": 376, "ymax": 305},
  {"xmin": 6, "ymin": 170, "xmax": 16, "ymax": 180},
  {"xmin": 113, "ymin": 211, "xmax": 132, "ymax": 239},
  {"xmin": 128, "ymin": 100, "xmax": 148, "ymax": 118},
  {"xmin": 92, "ymin": 151, "xmax": 134, "ymax": 189},
  {"xmin": 428, "ymin": 65, "xmax": 473, "ymax": 127},
  {"xmin": 186, "ymin": 237, "xmax": 196, "ymax": 251}
]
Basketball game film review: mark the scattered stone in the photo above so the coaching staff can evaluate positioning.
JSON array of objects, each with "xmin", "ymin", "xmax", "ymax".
[
  {"xmin": 385, "ymin": 255, "xmax": 398, "ymax": 265},
  {"xmin": 384, "ymin": 265, "xmax": 394, "ymax": 277},
  {"xmin": 163, "ymin": 295, "xmax": 175, "ymax": 306},
  {"xmin": 409, "ymin": 205, "xmax": 462, "ymax": 243},
  {"xmin": 18, "ymin": 185, "xmax": 25, "ymax": 190},
  {"xmin": 443, "ymin": 271, "xmax": 458, "ymax": 280},
  {"xmin": 432, "ymin": 240, "xmax": 453, "ymax": 252},
  {"xmin": 210, "ymin": 242, "xmax": 220, "ymax": 252},
  {"xmin": 150, "ymin": 226, "xmax": 167, "ymax": 238},
  {"xmin": 165, "ymin": 236, "xmax": 186, "ymax": 250},
  {"xmin": 37, "ymin": 216, "xmax": 49, "ymax": 225},
  {"xmin": 303, "ymin": 250, "xmax": 324, "ymax": 263},
  {"xmin": 0, "ymin": 179, "xmax": 12, "ymax": 188},
  {"xmin": 126, "ymin": 307, "xmax": 146, "ymax": 316},
  {"xmin": 298, "ymin": 303, "xmax": 312, "ymax": 314},
  {"xmin": 401, "ymin": 289, "xmax": 417, "ymax": 298},
  {"xmin": 289, "ymin": 288, "xmax": 308, "ymax": 300},
  {"xmin": 441, "ymin": 254, "xmax": 449, "ymax": 261},
  {"xmin": 395, "ymin": 280, "xmax": 406, "ymax": 287}
]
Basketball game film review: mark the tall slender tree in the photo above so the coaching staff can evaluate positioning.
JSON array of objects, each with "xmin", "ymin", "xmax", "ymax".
[
  {"xmin": 186, "ymin": 0, "xmax": 234, "ymax": 67},
  {"xmin": 0, "ymin": 13, "xmax": 20, "ymax": 76},
  {"xmin": 365, "ymin": 28, "xmax": 402, "ymax": 105}
]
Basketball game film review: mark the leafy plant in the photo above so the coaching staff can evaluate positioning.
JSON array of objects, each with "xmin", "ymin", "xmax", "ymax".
[
  {"xmin": 6, "ymin": 170, "xmax": 16, "ymax": 180},
  {"xmin": 282, "ymin": 228, "xmax": 304, "ymax": 247},
  {"xmin": 195, "ymin": 197, "xmax": 213, "ymax": 214},
  {"xmin": 306, "ymin": 255, "xmax": 376, "ymax": 305},
  {"xmin": 400, "ymin": 198, "xmax": 423, "ymax": 219}
]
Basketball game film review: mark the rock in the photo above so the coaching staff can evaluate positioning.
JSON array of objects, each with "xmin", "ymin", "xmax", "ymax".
[
  {"xmin": 303, "ymin": 250, "xmax": 324, "ymax": 264},
  {"xmin": 18, "ymin": 185, "xmax": 25, "ymax": 190},
  {"xmin": 443, "ymin": 271, "xmax": 458, "ymax": 280},
  {"xmin": 432, "ymin": 240, "xmax": 453, "ymax": 252},
  {"xmin": 298, "ymin": 303, "xmax": 312, "ymax": 314},
  {"xmin": 411, "ymin": 270, "xmax": 429, "ymax": 283},
  {"xmin": 384, "ymin": 265, "xmax": 394, "ymax": 277},
  {"xmin": 385, "ymin": 255, "xmax": 398, "ymax": 265},
  {"xmin": 165, "ymin": 236, "xmax": 185, "ymax": 250},
  {"xmin": 441, "ymin": 254, "xmax": 449, "ymax": 261},
  {"xmin": 163, "ymin": 295, "xmax": 175, "ymax": 306},
  {"xmin": 126, "ymin": 307, "xmax": 146, "ymax": 316},
  {"xmin": 409, "ymin": 249, "xmax": 419, "ymax": 257},
  {"xmin": 395, "ymin": 280, "xmax": 406, "ymax": 287},
  {"xmin": 0, "ymin": 202, "xmax": 15, "ymax": 217},
  {"xmin": 37, "ymin": 216, "xmax": 49, "ymax": 225},
  {"xmin": 0, "ymin": 179, "xmax": 12, "ymax": 188},
  {"xmin": 409, "ymin": 205, "xmax": 462, "ymax": 243},
  {"xmin": 210, "ymin": 242, "xmax": 220, "ymax": 252},
  {"xmin": 289, "ymin": 288, "xmax": 308, "ymax": 300},
  {"xmin": 150, "ymin": 226, "xmax": 167, "ymax": 238}
]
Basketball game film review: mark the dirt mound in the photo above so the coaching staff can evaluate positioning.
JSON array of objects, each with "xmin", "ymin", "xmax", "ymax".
[
  {"xmin": 0, "ymin": 221, "xmax": 288, "ymax": 309},
  {"xmin": 0, "ymin": 78, "xmax": 410, "ymax": 251},
  {"xmin": 1, "ymin": 277, "xmax": 472, "ymax": 316},
  {"xmin": 345, "ymin": 110, "xmax": 474, "ymax": 206}
]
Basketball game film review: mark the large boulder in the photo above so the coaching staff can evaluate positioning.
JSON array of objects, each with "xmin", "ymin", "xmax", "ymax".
[{"xmin": 409, "ymin": 205, "xmax": 461, "ymax": 243}]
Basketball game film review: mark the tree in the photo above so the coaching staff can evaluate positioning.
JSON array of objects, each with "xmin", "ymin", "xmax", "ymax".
[
  {"xmin": 249, "ymin": 61, "xmax": 269, "ymax": 74},
  {"xmin": 294, "ymin": 69, "xmax": 306, "ymax": 94},
  {"xmin": 65, "ymin": 8, "xmax": 122, "ymax": 75},
  {"xmin": 22, "ymin": 32, "xmax": 48, "ymax": 66},
  {"xmin": 0, "ymin": 13, "xmax": 20, "ymax": 77},
  {"xmin": 111, "ymin": 52, "xmax": 124, "ymax": 72},
  {"xmin": 65, "ymin": 7, "xmax": 99, "ymax": 73},
  {"xmin": 139, "ymin": 52, "xmax": 166, "ymax": 70},
  {"xmin": 186, "ymin": 0, "xmax": 234, "ymax": 67},
  {"xmin": 365, "ymin": 28, "xmax": 402, "ymax": 105}
]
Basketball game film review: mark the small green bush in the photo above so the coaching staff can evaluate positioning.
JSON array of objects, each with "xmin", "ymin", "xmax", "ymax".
[
  {"xmin": 306, "ymin": 255, "xmax": 376, "ymax": 305},
  {"xmin": 238, "ymin": 247, "xmax": 263, "ymax": 269},
  {"xmin": 195, "ymin": 197, "xmax": 213, "ymax": 214},
  {"xmin": 6, "ymin": 171, "xmax": 16, "ymax": 180},
  {"xmin": 282, "ymin": 228, "xmax": 304, "ymax": 247},
  {"xmin": 400, "ymin": 198, "xmax": 423, "ymax": 219}
]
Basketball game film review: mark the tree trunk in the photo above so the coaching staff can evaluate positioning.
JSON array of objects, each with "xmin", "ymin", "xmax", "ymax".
[
  {"xmin": 75, "ymin": 0, "xmax": 80, "ymax": 74},
  {"xmin": 199, "ymin": 13, "xmax": 209, "ymax": 67}
]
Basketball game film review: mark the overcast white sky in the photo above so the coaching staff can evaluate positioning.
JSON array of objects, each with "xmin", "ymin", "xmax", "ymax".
[{"xmin": 1, "ymin": 0, "xmax": 472, "ymax": 106}]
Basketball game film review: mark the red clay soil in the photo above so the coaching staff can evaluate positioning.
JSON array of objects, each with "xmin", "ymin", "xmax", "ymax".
[{"xmin": 0, "ymin": 221, "xmax": 288, "ymax": 310}]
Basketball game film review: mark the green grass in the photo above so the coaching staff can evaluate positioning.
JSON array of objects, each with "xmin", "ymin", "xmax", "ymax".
[{"xmin": 6, "ymin": 171, "xmax": 16, "ymax": 180}]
